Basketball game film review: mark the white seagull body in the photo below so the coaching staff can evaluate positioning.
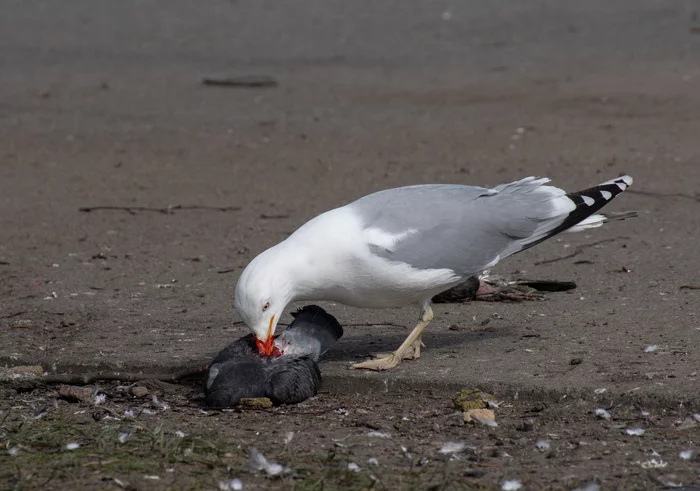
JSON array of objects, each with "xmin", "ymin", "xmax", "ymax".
[{"xmin": 234, "ymin": 175, "xmax": 634, "ymax": 370}]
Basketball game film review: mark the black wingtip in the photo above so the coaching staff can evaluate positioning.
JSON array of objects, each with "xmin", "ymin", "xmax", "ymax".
[
  {"xmin": 564, "ymin": 175, "xmax": 633, "ymax": 222},
  {"xmin": 519, "ymin": 175, "xmax": 633, "ymax": 252}
]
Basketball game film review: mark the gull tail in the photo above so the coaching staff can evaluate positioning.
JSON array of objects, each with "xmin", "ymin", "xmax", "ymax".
[
  {"xmin": 553, "ymin": 175, "xmax": 634, "ymax": 234},
  {"xmin": 509, "ymin": 175, "xmax": 635, "ymax": 254}
]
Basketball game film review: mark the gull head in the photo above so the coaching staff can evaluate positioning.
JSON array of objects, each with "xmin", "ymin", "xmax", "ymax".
[{"xmin": 234, "ymin": 247, "xmax": 294, "ymax": 357}]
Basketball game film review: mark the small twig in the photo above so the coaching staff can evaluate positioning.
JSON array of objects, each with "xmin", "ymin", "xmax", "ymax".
[
  {"xmin": 260, "ymin": 213, "xmax": 290, "ymax": 219},
  {"xmin": 37, "ymin": 468, "xmax": 58, "ymax": 488},
  {"xmin": 202, "ymin": 75, "xmax": 278, "ymax": 88},
  {"xmin": 41, "ymin": 367, "xmax": 206, "ymax": 385},
  {"xmin": 626, "ymin": 189, "xmax": 700, "ymax": 202},
  {"xmin": 535, "ymin": 238, "xmax": 620, "ymax": 266},
  {"xmin": 0, "ymin": 311, "xmax": 25, "ymax": 320},
  {"xmin": 680, "ymin": 285, "xmax": 700, "ymax": 290},
  {"xmin": 94, "ymin": 405, "xmax": 124, "ymax": 418},
  {"xmin": 217, "ymin": 267, "xmax": 237, "ymax": 274},
  {"xmin": 79, "ymin": 205, "xmax": 241, "ymax": 215},
  {"xmin": 275, "ymin": 407, "xmax": 346, "ymax": 416},
  {"xmin": 0, "ymin": 260, "xmax": 9, "ymax": 265}
]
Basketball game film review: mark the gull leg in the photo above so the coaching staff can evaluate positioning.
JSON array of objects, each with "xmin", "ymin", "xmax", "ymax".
[
  {"xmin": 352, "ymin": 304, "xmax": 434, "ymax": 371},
  {"xmin": 370, "ymin": 335, "xmax": 422, "ymax": 360},
  {"xmin": 400, "ymin": 335, "xmax": 425, "ymax": 360}
]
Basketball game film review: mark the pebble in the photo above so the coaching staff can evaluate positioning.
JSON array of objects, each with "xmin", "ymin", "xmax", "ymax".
[
  {"xmin": 516, "ymin": 420, "xmax": 535, "ymax": 432},
  {"xmin": 129, "ymin": 386, "xmax": 149, "ymax": 398},
  {"xmin": 58, "ymin": 385, "xmax": 94, "ymax": 403}
]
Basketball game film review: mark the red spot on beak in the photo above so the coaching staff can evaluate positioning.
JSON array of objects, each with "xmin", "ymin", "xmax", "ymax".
[{"xmin": 255, "ymin": 314, "xmax": 281, "ymax": 357}]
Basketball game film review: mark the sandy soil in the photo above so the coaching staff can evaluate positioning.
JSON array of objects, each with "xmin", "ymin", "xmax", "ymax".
[{"xmin": 1, "ymin": 1, "xmax": 700, "ymax": 489}]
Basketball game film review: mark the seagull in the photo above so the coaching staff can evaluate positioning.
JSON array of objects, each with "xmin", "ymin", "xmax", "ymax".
[{"xmin": 234, "ymin": 175, "xmax": 634, "ymax": 371}]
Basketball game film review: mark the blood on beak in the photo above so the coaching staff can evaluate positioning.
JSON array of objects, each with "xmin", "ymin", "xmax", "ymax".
[{"xmin": 255, "ymin": 314, "xmax": 281, "ymax": 357}]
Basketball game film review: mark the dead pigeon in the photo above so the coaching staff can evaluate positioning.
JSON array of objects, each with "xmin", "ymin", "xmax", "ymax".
[{"xmin": 204, "ymin": 305, "xmax": 342, "ymax": 407}]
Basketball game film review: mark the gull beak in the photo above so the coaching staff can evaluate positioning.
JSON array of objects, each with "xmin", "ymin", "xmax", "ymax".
[{"xmin": 255, "ymin": 314, "xmax": 281, "ymax": 357}]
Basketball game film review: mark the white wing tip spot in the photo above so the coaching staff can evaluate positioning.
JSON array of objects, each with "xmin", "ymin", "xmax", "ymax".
[
  {"xmin": 601, "ymin": 175, "xmax": 633, "ymax": 190},
  {"xmin": 582, "ymin": 195, "xmax": 595, "ymax": 206},
  {"xmin": 601, "ymin": 190, "xmax": 613, "ymax": 200}
]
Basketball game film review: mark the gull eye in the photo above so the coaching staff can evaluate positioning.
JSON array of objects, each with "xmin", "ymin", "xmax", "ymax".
[{"xmin": 262, "ymin": 301, "xmax": 270, "ymax": 312}]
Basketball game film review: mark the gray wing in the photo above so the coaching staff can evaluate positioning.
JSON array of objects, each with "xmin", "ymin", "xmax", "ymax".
[{"xmin": 348, "ymin": 179, "xmax": 569, "ymax": 275}]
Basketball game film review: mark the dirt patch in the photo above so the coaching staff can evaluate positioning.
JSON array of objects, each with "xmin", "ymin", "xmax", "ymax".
[{"xmin": 2, "ymin": 381, "xmax": 698, "ymax": 490}]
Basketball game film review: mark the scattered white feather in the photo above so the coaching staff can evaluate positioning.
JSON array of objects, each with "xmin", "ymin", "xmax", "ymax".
[
  {"xmin": 248, "ymin": 447, "xmax": 286, "ymax": 476},
  {"xmin": 118, "ymin": 432, "xmax": 131, "ymax": 444},
  {"xmin": 284, "ymin": 431, "xmax": 294, "ymax": 445},
  {"xmin": 219, "ymin": 478, "xmax": 243, "ymax": 490},
  {"xmin": 65, "ymin": 442, "xmax": 80, "ymax": 450},
  {"xmin": 573, "ymin": 483, "xmax": 600, "ymax": 491},
  {"xmin": 626, "ymin": 428, "xmax": 645, "ymax": 436},
  {"xmin": 152, "ymin": 395, "xmax": 170, "ymax": 411},
  {"xmin": 367, "ymin": 457, "xmax": 379, "ymax": 466},
  {"xmin": 501, "ymin": 480, "xmax": 522, "ymax": 490},
  {"xmin": 640, "ymin": 459, "xmax": 667, "ymax": 469},
  {"xmin": 8, "ymin": 446, "xmax": 19, "ymax": 456},
  {"xmin": 367, "ymin": 431, "xmax": 392, "ymax": 439},
  {"xmin": 594, "ymin": 408, "xmax": 611, "ymax": 420},
  {"xmin": 535, "ymin": 440, "xmax": 550, "ymax": 452},
  {"xmin": 347, "ymin": 462, "xmax": 361, "ymax": 472},
  {"xmin": 679, "ymin": 450, "xmax": 693, "ymax": 460},
  {"xmin": 644, "ymin": 345, "xmax": 659, "ymax": 353},
  {"xmin": 144, "ymin": 475, "xmax": 160, "ymax": 480},
  {"xmin": 439, "ymin": 441, "xmax": 466, "ymax": 454},
  {"xmin": 94, "ymin": 393, "xmax": 107, "ymax": 405}
]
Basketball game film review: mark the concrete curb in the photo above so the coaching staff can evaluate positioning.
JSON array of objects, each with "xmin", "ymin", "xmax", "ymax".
[{"xmin": 2, "ymin": 355, "xmax": 696, "ymax": 410}]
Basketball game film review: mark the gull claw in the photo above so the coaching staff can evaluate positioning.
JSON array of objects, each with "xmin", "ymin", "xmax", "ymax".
[
  {"xmin": 352, "ymin": 338, "xmax": 422, "ymax": 371},
  {"xmin": 352, "ymin": 353, "xmax": 401, "ymax": 371}
]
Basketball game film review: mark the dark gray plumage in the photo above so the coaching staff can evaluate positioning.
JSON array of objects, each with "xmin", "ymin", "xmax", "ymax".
[
  {"xmin": 204, "ymin": 305, "xmax": 342, "ymax": 408},
  {"xmin": 276, "ymin": 304, "xmax": 344, "ymax": 360}
]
